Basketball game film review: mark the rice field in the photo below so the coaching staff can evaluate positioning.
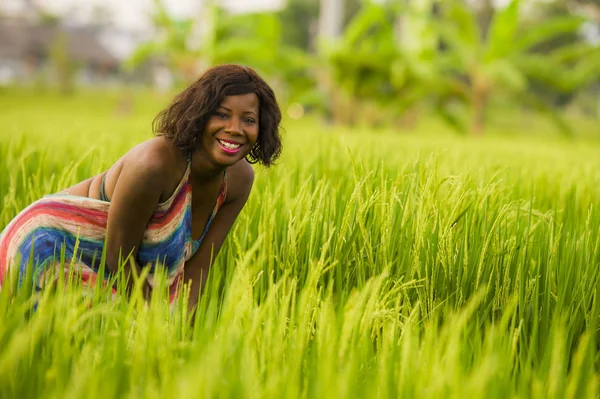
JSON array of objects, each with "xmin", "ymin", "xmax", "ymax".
[{"xmin": 1, "ymin": 88, "xmax": 599, "ymax": 398}]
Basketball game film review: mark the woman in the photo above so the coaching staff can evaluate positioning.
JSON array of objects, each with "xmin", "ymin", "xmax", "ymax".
[{"xmin": 0, "ymin": 64, "xmax": 282, "ymax": 310}]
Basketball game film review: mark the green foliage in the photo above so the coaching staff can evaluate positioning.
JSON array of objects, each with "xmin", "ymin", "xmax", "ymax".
[
  {"xmin": 279, "ymin": 0, "xmax": 319, "ymax": 51},
  {"xmin": 319, "ymin": 3, "xmax": 400, "ymax": 124},
  {"xmin": 49, "ymin": 31, "xmax": 75, "ymax": 94},
  {"xmin": 328, "ymin": 4, "xmax": 396, "ymax": 97},
  {"xmin": 429, "ymin": 0, "xmax": 600, "ymax": 135},
  {"xmin": 312, "ymin": 0, "xmax": 599, "ymax": 132},
  {"xmin": 125, "ymin": 0, "xmax": 200, "ymax": 82},
  {"xmin": 208, "ymin": 8, "xmax": 320, "ymax": 106},
  {"xmin": 126, "ymin": 0, "xmax": 320, "ymax": 107},
  {"xmin": 124, "ymin": 0, "xmax": 599, "ymax": 132}
]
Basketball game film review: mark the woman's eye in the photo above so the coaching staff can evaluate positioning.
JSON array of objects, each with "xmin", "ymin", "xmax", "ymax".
[
  {"xmin": 215, "ymin": 112, "xmax": 228, "ymax": 119},
  {"xmin": 244, "ymin": 117, "xmax": 256, "ymax": 124}
]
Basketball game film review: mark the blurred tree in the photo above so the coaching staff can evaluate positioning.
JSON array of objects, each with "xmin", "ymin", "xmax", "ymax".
[
  {"xmin": 33, "ymin": 8, "xmax": 76, "ymax": 94},
  {"xmin": 278, "ymin": 0, "xmax": 361, "ymax": 51},
  {"xmin": 430, "ymin": 0, "xmax": 600, "ymax": 135},
  {"xmin": 126, "ymin": 0, "xmax": 201, "ymax": 83},
  {"xmin": 324, "ymin": 2, "xmax": 397, "ymax": 124},
  {"xmin": 324, "ymin": 0, "xmax": 448, "ymax": 126},
  {"xmin": 391, "ymin": 0, "xmax": 441, "ymax": 127},
  {"xmin": 325, "ymin": 0, "xmax": 600, "ymax": 133},
  {"xmin": 557, "ymin": 0, "xmax": 600, "ymax": 118},
  {"xmin": 279, "ymin": 0, "xmax": 319, "ymax": 51},
  {"xmin": 128, "ymin": 0, "xmax": 318, "ymax": 107},
  {"xmin": 517, "ymin": 0, "xmax": 585, "ymax": 107},
  {"xmin": 311, "ymin": 0, "xmax": 345, "ymax": 122},
  {"xmin": 470, "ymin": 0, "xmax": 496, "ymax": 39},
  {"xmin": 49, "ymin": 31, "xmax": 74, "ymax": 94},
  {"xmin": 208, "ymin": 6, "xmax": 317, "ymax": 103},
  {"xmin": 128, "ymin": 0, "xmax": 600, "ymax": 129}
]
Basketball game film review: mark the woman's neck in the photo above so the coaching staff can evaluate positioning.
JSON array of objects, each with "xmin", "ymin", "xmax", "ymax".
[{"xmin": 189, "ymin": 149, "xmax": 226, "ymax": 184}]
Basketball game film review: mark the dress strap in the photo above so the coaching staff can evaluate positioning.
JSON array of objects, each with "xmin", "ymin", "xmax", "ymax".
[
  {"xmin": 192, "ymin": 169, "xmax": 228, "ymax": 253},
  {"xmin": 221, "ymin": 170, "xmax": 228, "ymax": 202},
  {"xmin": 99, "ymin": 172, "xmax": 110, "ymax": 202}
]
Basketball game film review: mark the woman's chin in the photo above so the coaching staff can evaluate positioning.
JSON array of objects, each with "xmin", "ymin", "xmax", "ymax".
[{"xmin": 212, "ymin": 150, "xmax": 245, "ymax": 167}]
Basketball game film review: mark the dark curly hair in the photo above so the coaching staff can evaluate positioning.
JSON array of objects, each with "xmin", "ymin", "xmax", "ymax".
[{"xmin": 153, "ymin": 64, "xmax": 282, "ymax": 167}]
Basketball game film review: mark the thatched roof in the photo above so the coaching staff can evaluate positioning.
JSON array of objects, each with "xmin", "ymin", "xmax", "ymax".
[{"xmin": 0, "ymin": 19, "xmax": 119, "ymax": 66}]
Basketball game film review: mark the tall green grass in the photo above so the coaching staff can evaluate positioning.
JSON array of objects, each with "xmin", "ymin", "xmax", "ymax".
[{"xmin": 0, "ymin": 89, "xmax": 599, "ymax": 398}]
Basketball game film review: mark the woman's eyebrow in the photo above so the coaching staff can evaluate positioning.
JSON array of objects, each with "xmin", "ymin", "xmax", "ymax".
[{"xmin": 219, "ymin": 105, "xmax": 258, "ymax": 115}]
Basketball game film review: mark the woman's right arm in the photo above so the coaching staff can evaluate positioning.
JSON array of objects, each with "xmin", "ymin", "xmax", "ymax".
[{"xmin": 104, "ymin": 149, "xmax": 168, "ymax": 299}]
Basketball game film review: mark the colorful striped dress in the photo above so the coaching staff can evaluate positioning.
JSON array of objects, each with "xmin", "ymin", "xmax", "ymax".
[{"xmin": 0, "ymin": 162, "xmax": 227, "ymax": 302}]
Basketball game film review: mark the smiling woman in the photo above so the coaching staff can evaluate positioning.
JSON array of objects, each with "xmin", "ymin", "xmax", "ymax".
[{"xmin": 0, "ymin": 64, "xmax": 282, "ymax": 312}]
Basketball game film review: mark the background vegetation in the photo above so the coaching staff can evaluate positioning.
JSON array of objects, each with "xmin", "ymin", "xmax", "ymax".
[
  {"xmin": 6, "ymin": 0, "xmax": 599, "ymax": 135},
  {"xmin": 121, "ymin": 0, "xmax": 600, "ymax": 135}
]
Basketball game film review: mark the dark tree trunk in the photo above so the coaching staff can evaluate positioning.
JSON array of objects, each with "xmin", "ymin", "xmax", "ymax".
[
  {"xmin": 471, "ymin": 87, "xmax": 488, "ymax": 136},
  {"xmin": 476, "ymin": 0, "xmax": 495, "ymax": 40}
]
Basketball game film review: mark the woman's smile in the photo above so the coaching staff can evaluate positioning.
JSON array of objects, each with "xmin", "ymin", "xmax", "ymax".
[{"xmin": 217, "ymin": 138, "xmax": 243, "ymax": 154}]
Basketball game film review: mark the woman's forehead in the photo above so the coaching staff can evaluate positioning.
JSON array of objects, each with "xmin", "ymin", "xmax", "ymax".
[{"xmin": 220, "ymin": 93, "xmax": 259, "ymax": 111}]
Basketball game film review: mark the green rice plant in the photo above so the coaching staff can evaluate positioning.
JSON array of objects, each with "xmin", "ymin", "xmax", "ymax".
[{"xmin": 0, "ymin": 89, "xmax": 598, "ymax": 397}]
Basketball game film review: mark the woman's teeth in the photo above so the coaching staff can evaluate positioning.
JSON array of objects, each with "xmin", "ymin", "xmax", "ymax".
[{"xmin": 218, "ymin": 140, "xmax": 241, "ymax": 150}]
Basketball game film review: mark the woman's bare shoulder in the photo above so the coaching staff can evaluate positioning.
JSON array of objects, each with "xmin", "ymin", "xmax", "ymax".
[
  {"xmin": 225, "ymin": 160, "xmax": 255, "ymax": 204},
  {"xmin": 59, "ymin": 137, "xmax": 183, "ymax": 200},
  {"xmin": 123, "ymin": 137, "xmax": 181, "ymax": 170},
  {"xmin": 114, "ymin": 137, "xmax": 187, "ymax": 201}
]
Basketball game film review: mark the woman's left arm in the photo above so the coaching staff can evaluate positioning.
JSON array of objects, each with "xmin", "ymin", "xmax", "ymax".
[{"xmin": 182, "ymin": 161, "xmax": 255, "ymax": 313}]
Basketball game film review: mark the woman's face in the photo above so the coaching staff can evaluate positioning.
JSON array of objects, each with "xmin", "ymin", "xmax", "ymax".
[{"xmin": 199, "ymin": 93, "xmax": 260, "ymax": 167}]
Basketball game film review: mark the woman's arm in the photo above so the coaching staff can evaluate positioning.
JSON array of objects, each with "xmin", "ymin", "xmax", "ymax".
[
  {"xmin": 104, "ymin": 147, "xmax": 169, "ymax": 299},
  {"xmin": 183, "ymin": 161, "xmax": 255, "ymax": 313}
]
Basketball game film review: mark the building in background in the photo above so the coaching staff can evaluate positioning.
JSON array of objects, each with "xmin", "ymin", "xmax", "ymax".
[{"xmin": 0, "ymin": 18, "xmax": 120, "ymax": 86}]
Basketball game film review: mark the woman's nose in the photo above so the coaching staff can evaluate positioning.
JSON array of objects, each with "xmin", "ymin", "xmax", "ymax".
[{"xmin": 225, "ymin": 117, "xmax": 242, "ymax": 134}]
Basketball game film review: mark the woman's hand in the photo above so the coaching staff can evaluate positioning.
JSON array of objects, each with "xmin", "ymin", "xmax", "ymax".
[
  {"xmin": 103, "ymin": 144, "xmax": 172, "ymax": 302},
  {"xmin": 120, "ymin": 259, "xmax": 153, "ymax": 303},
  {"xmin": 141, "ymin": 279, "xmax": 153, "ymax": 303},
  {"xmin": 183, "ymin": 160, "xmax": 255, "ymax": 314}
]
